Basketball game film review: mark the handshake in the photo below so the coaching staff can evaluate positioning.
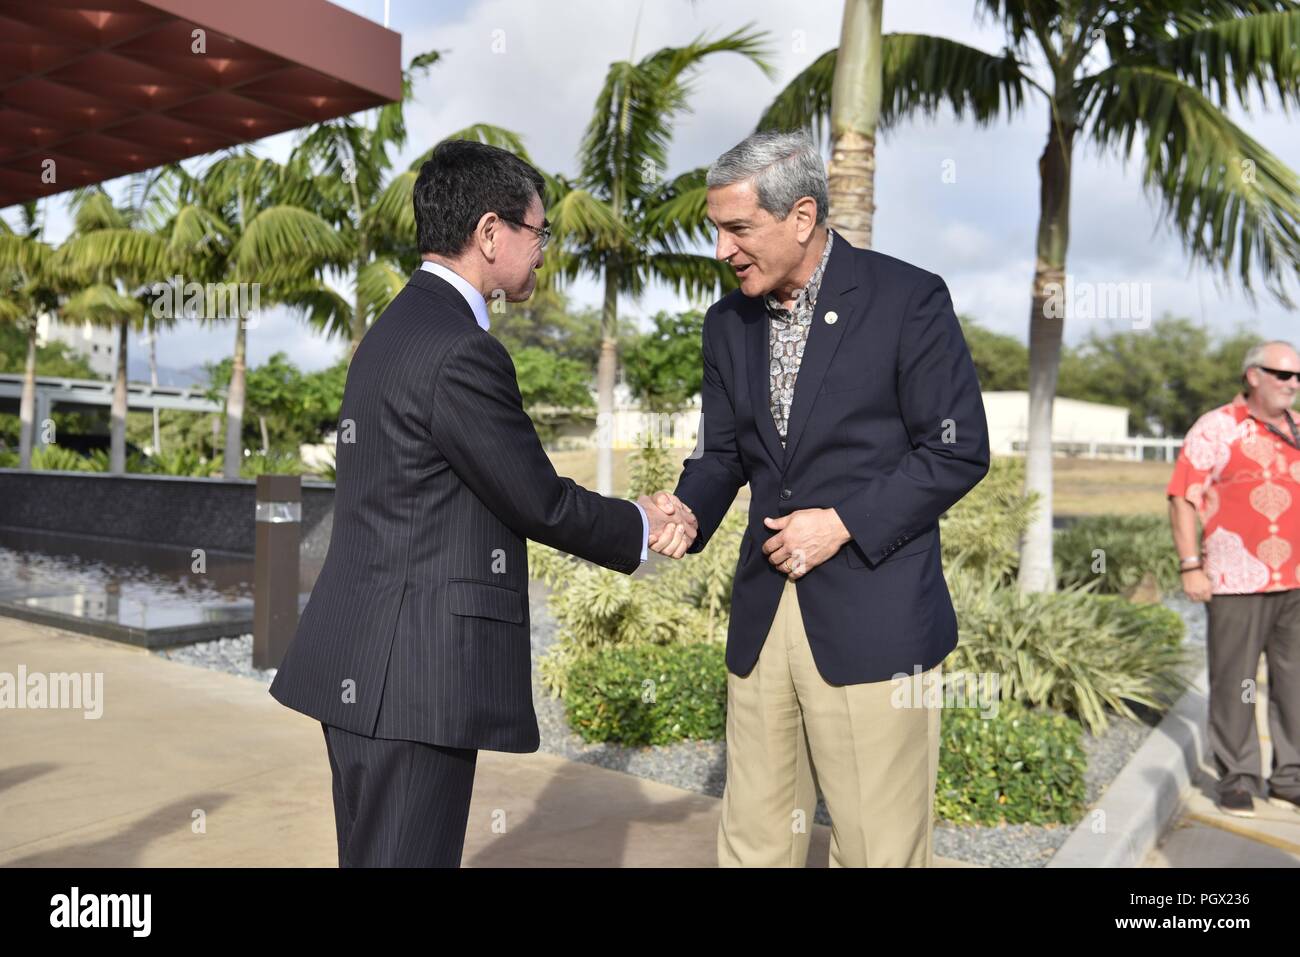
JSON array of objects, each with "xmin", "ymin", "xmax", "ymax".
[{"xmin": 636, "ymin": 491, "xmax": 698, "ymax": 559}]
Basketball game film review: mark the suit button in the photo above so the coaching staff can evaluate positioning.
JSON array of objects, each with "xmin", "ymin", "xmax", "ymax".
[{"xmin": 780, "ymin": 489, "xmax": 792, "ymax": 500}]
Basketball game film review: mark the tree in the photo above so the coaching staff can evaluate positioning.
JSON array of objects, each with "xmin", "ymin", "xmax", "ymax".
[
  {"xmin": 511, "ymin": 348, "xmax": 597, "ymax": 411},
  {"xmin": 1056, "ymin": 316, "xmax": 1263, "ymax": 436},
  {"xmin": 826, "ymin": 0, "xmax": 885, "ymax": 247},
  {"xmin": 204, "ymin": 351, "xmax": 347, "ymax": 453},
  {"xmin": 760, "ymin": 0, "xmax": 1300, "ymax": 591},
  {"xmin": 545, "ymin": 25, "xmax": 773, "ymax": 493},
  {"xmin": 54, "ymin": 186, "xmax": 170, "ymax": 473},
  {"xmin": 488, "ymin": 287, "xmax": 611, "ymax": 368},
  {"xmin": 0, "ymin": 202, "xmax": 60, "ymax": 468},
  {"xmin": 288, "ymin": 50, "xmax": 528, "ymax": 355},
  {"xmin": 623, "ymin": 309, "xmax": 706, "ymax": 412},
  {"xmin": 160, "ymin": 151, "xmax": 348, "ymax": 478},
  {"xmin": 959, "ymin": 316, "xmax": 1030, "ymax": 391}
]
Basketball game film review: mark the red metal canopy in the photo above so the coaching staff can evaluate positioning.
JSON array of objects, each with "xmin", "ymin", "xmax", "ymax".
[{"xmin": 0, "ymin": 0, "xmax": 402, "ymax": 209}]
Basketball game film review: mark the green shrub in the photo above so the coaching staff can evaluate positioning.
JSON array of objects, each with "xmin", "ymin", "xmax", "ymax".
[
  {"xmin": 947, "ymin": 567, "xmax": 1190, "ymax": 734},
  {"xmin": 240, "ymin": 451, "xmax": 303, "ymax": 477},
  {"xmin": 531, "ymin": 507, "xmax": 744, "ymax": 698},
  {"xmin": 936, "ymin": 698, "xmax": 1088, "ymax": 826},
  {"xmin": 1094, "ymin": 594, "xmax": 1185, "ymax": 652},
  {"xmin": 314, "ymin": 448, "xmax": 336, "ymax": 482},
  {"xmin": 562, "ymin": 641, "xmax": 727, "ymax": 745},
  {"xmin": 940, "ymin": 456, "xmax": 1037, "ymax": 582},
  {"xmin": 141, "ymin": 447, "xmax": 220, "ymax": 477},
  {"xmin": 30, "ymin": 445, "xmax": 100, "ymax": 471},
  {"xmin": 0, "ymin": 449, "xmax": 18, "ymax": 468},
  {"xmin": 1055, "ymin": 514, "xmax": 1180, "ymax": 598},
  {"xmin": 625, "ymin": 432, "xmax": 678, "ymax": 499}
]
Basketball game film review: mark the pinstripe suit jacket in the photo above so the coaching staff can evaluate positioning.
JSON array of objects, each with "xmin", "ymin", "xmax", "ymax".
[{"xmin": 269, "ymin": 268, "xmax": 644, "ymax": 752}]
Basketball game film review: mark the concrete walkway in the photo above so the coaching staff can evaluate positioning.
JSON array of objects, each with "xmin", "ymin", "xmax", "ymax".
[
  {"xmin": 1145, "ymin": 659, "xmax": 1300, "ymax": 867},
  {"xmin": 0, "ymin": 618, "xmax": 970, "ymax": 867}
]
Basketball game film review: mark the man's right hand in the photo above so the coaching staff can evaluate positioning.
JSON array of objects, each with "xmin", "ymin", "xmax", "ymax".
[
  {"xmin": 1182, "ymin": 568, "xmax": 1212, "ymax": 602},
  {"xmin": 638, "ymin": 492, "xmax": 698, "ymax": 559}
]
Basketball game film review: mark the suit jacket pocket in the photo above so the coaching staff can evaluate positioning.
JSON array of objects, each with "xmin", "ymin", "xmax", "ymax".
[{"xmin": 447, "ymin": 578, "xmax": 524, "ymax": 623}]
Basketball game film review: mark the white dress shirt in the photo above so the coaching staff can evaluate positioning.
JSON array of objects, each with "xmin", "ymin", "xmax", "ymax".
[{"xmin": 419, "ymin": 259, "xmax": 648, "ymax": 563}]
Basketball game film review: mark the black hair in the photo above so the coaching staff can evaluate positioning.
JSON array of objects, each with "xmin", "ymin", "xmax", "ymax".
[{"xmin": 412, "ymin": 139, "xmax": 545, "ymax": 257}]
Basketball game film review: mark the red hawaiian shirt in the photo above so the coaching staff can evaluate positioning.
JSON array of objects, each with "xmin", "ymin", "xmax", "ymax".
[{"xmin": 1167, "ymin": 392, "xmax": 1300, "ymax": 594}]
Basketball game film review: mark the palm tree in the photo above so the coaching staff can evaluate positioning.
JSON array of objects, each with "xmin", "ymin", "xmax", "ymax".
[
  {"xmin": 289, "ymin": 50, "xmax": 527, "ymax": 355},
  {"xmin": 760, "ymin": 0, "xmax": 1300, "ymax": 591},
  {"xmin": 827, "ymin": 0, "xmax": 885, "ymax": 247},
  {"xmin": 548, "ymin": 25, "xmax": 774, "ymax": 494},
  {"xmin": 0, "ymin": 202, "xmax": 59, "ymax": 468},
  {"xmin": 162, "ymin": 151, "xmax": 348, "ymax": 478},
  {"xmin": 55, "ymin": 187, "xmax": 168, "ymax": 473},
  {"xmin": 127, "ymin": 168, "xmax": 186, "ymax": 456}
]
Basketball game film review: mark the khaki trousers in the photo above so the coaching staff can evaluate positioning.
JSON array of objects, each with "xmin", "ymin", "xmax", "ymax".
[{"xmin": 718, "ymin": 578, "xmax": 941, "ymax": 867}]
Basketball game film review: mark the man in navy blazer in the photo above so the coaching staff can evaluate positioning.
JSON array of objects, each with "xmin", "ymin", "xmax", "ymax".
[{"xmin": 656, "ymin": 130, "xmax": 990, "ymax": 866}]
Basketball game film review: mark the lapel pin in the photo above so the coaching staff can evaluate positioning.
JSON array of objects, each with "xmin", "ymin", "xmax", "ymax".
[{"xmin": 824, "ymin": 310, "xmax": 838, "ymax": 325}]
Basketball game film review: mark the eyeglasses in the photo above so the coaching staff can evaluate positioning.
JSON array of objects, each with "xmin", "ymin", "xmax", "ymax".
[
  {"xmin": 1256, "ymin": 365, "xmax": 1300, "ymax": 383},
  {"xmin": 500, "ymin": 216, "xmax": 551, "ymax": 250}
]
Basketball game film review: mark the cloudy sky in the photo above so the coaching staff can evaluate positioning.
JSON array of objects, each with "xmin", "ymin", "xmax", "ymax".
[{"xmin": 20, "ymin": 0, "xmax": 1300, "ymax": 376}]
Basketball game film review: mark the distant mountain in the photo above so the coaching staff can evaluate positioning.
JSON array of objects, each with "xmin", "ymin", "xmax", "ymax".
[{"xmin": 126, "ymin": 356, "xmax": 211, "ymax": 389}]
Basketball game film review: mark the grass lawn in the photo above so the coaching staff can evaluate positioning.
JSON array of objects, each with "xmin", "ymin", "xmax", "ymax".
[
  {"xmin": 1052, "ymin": 457, "xmax": 1174, "ymax": 516},
  {"xmin": 544, "ymin": 450, "xmax": 1170, "ymax": 518}
]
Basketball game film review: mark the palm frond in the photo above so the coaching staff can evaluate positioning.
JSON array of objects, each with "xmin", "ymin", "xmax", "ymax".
[
  {"xmin": 55, "ymin": 229, "xmax": 169, "ymax": 283},
  {"xmin": 1081, "ymin": 63, "xmax": 1300, "ymax": 305},
  {"xmin": 405, "ymin": 124, "xmax": 532, "ymax": 170},
  {"xmin": 757, "ymin": 49, "xmax": 837, "ymax": 138},
  {"xmin": 759, "ymin": 36, "xmax": 1031, "ymax": 140},
  {"xmin": 63, "ymin": 283, "xmax": 144, "ymax": 326},
  {"xmin": 1152, "ymin": 8, "xmax": 1300, "ymax": 110},
  {"xmin": 367, "ymin": 169, "xmax": 417, "ymax": 238},
  {"xmin": 0, "ymin": 234, "xmax": 53, "ymax": 274},
  {"xmin": 280, "ymin": 278, "xmax": 355, "ymax": 340},
  {"xmin": 581, "ymin": 25, "xmax": 772, "ymax": 202},
  {"xmin": 232, "ymin": 205, "xmax": 350, "ymax": 283},
  {"xmin": 640, "ymin": 252, "xmax": 737, "ymax": 302},
  {"xmin": 69, "ymin": 188, "xmax": 128, "ymax": 233},
  {"xmin": 166, "ymin": 204, "xmax": 234, "ymax": 270},
  {"xmin": 355, "ymin": 258, "xmax": 407, "ymax": 327},
  {"xmin": 641, "ymin": 167, "xmax": 713, "ymax": 250},
  {"xmin": 547, "ymin": 185, "xmax": 628, "ymax": 253}
]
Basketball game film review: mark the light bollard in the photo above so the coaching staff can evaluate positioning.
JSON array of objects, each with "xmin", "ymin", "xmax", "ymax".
[{"xmin": 253, "ymin": 474, "xmax": 301, "ymax": 670}]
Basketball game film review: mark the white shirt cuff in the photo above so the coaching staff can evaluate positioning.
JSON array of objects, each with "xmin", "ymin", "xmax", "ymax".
[{"xmin": 634, "ymin": 502, "xmax": 649, "ymax": 563}]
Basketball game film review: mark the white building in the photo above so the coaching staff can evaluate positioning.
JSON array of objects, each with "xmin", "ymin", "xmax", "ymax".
[
  {"xmin": 981, "ymin": 390, "xmax": 1133, "ymax": 457},
  {"xmin": 35, "ymin": 312, "xmax": 117, "ymax": 378},
  {"xmin": 536, "ymin": 388, "xmax": 1143, "ymax": 459}
]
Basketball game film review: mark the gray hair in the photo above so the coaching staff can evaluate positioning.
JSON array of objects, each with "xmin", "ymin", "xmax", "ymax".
[
  {"xmin": 706, "ymin": 130, "xmax": 828, "ymax": 224},
  {"xmin": 1241, "ymin": 339, "xmax": 1299, "ymax": 396}
]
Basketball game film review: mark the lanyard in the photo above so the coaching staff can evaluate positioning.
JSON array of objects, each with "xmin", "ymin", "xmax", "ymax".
[{"xmin": 1257, "ymin": 411, "xmax": 1300, "ymax": 450}]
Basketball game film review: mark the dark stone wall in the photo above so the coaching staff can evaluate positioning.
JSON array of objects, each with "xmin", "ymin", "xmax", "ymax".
[{"xmin": 0, "ymin": 469, "xmax": 335, "ymax": 565}]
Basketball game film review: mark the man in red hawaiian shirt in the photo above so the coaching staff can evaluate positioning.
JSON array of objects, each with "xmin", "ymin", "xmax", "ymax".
[{"xmin": 1167, "ymin": 340, "xmax": 1300, "ymax": 818}]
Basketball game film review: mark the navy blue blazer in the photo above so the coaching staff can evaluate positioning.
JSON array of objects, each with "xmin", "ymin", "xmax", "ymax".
[
  {"xmin": 673, "ymin": 230, "xmax": 990, "ymax": 685},
  {"xmin": 270, "ymin": 268, "xmax": 644, "ymax": 752}
]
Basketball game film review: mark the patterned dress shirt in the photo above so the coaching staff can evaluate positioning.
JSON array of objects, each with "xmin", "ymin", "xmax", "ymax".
[{"xmin": 764, "ymin": 231, "xmax": 834, "ymax": 446}]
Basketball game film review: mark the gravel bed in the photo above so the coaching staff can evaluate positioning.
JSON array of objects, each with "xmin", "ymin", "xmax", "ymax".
[{"xmin": 152, "ymin": 583, "xmax": 1208, "ymax": 868}]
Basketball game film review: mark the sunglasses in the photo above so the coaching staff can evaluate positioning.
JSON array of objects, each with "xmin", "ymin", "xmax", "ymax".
[{"xmin": 1256, "ymin": 365, "xmax": 1300, "ymax": 383}]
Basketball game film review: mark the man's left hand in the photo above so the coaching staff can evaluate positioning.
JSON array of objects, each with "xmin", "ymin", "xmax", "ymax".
[{"xmin": 762, "ymin": 508, "xmax": 852, "ymax": 580}]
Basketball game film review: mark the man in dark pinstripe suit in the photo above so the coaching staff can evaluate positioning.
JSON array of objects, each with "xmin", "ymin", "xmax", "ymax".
[{"xmin": 269, "ymin": 140, "xmax": 697, "ymax": 867}]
